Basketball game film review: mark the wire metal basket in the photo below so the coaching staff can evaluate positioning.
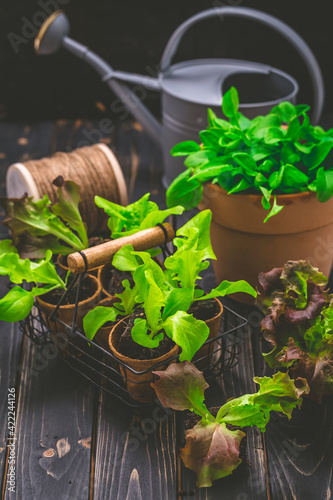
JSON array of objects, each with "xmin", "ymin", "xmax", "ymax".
[
  {"xmin": 20, "ymin": 297, "xmax": 248, "ymax": 408},
  {"xmin": 18, "ymin": 223, "xmax": 249, "ymax": 407}
]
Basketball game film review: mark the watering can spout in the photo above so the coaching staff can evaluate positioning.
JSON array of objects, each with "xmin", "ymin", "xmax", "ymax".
[{"xmin": 35, "ymin": 11, "xmax": 162, "ymax": 146}]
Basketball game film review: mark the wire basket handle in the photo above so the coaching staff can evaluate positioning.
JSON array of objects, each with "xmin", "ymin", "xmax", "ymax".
[{"xmin": 67, "ymin": 223, "xmax": 174, "ymax": 274}]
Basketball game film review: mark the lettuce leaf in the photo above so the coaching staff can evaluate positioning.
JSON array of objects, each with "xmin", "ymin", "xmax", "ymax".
[
  {"xmin": 152, "ymin": 362, "xmax": 308, "ymax": 487},
  {"xmin": 95, "ymin": 192, "xmax": 184, "ymax": 238},
  {"xmin": 258, "ymin": 260, "xmax": 333, "ymax": 401},
  {"xmin": 152, "ymin": 361, "xmax": 210, "ymax": 416},
  {"xmin": 180, "ymin": 422, "xmax": 245, "ymax": 488},
  {"xmin": 0, "ymin": 179, "xmax": 88, "ymax": 258}
]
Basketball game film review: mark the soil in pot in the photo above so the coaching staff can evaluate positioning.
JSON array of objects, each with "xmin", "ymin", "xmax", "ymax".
[
  {"xmin": 108, "ymin": 315, "xmax": 179, "ymax": 403},
  {"xmin": 117, "ymin": 309, "xmax": 176, "ymax": 360},
  {"xmin": 37, "ymin": 274, "xmax": 101, "ymax": 335},
  {"xmin": 41, "ymin": 275, "xmax": 94, "ymax": 305},
  {"xmin": 99, "ymin": 263, "xmax": 134, "ymax": 299}
]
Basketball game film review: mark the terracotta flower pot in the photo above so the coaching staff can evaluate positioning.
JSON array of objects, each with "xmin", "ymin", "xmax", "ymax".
[
  {"xmin": 193, "ymin": 298, "xmax": 223, "ymax": 370},
  {"xmin": 108, "ymin": 317, "xmax": 180, "ymax": 403},
  {"xmin": 37, "ymin": 274, "xmax": 101, "ymax": 333},
  {"xmin": 199, "ymin": 184, "xmax": 333, "ymax": 303}
]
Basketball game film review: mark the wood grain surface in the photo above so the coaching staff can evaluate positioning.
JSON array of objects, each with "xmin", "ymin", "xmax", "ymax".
[
  {"xmin": 93, "ymin": 393, "xmax": 177, "ymax": 500},
  {"xmin": 1, "ymin": 119, "xmax": 333, "ymax": 500},
  {"xmin": 180, "ymin": 302, "xmax": 268, "ymax": 500}
]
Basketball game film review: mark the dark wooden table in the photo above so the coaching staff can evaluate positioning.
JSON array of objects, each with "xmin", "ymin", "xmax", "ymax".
[{"xmin": 0, "ymin": 119, "xmax": 332, "ymax": 500}]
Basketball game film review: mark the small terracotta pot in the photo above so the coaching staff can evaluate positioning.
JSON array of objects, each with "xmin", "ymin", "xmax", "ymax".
[
  {"xmin": 108, "ymin": 317, "xmax": 180, "ymax": 403},
  {"xmin": 57, "ymin": 254, "xmax": 70, "ymax": 275},
  {"xmin": 193, "ymin": 298, "xmax": 223, "ymax": 370},
  {"xmin": 37, "ymin": 274, "xmax": 101, "ymax": 333},
  {"xmin": 199, "ymin": 184, "xmax": 333, "ymax": 303},
  {"xmin": 99, "ymin": 263, "xmax": 114, "ymax": 299}
]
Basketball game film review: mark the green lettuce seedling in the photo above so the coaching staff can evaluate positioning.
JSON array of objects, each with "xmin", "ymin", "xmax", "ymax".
[
  {"xmin": 0, "ymin": 177, "xmax": 88, "ymax": 258},
  {"xmin": 83, "ymin": 210, "xmax": 256, "ymax": 361},
  {"xmin": 166, "ymin": 86, "xmax": 333, "ymax": 221},
  {"xmin": 0, "ymin": 239, "xmax": 67, "ymax": 322},
  {"xmin": 257, "ymin": 260, "xmax": 333, "ymax": 402},
  {"xmin": 95, "ymin": 192, "xmax": 184, "ymax": 239},
  {"xmin": 152, "ymin": 362, "xmax": 309, "ymax": 487}
]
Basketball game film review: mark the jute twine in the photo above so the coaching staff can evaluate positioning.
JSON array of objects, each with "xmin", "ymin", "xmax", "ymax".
[{"xmin": 20, "ymin": 144, "xmax": 128, "ymax": 236}]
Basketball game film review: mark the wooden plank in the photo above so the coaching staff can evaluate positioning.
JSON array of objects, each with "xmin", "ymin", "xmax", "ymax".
[
  {"xmin": 0, "ymin": 316, "xmax": 23, "ymax": 493},
  {"xmin": 93, "ymin": 393, "xmax": 178, "ymax": 500},
  {"xmin": 0, "ymin": 122, "xmax": 54, "ymax": 491},
  {"xmin": 180, "ymin": 301, "xmax": 268, "ymax": 499},
  {"xmin": 92, "ymin": 119, "xmax": 177, "ymax": 499},
  {"xmin": 1, "ymin": 121, "xmax": 96, "ymax": 498},
  {"xmin": 3, "ymin": 336, "xmax": 95, "ymax": 500},
  {"xmin": 264, "ymin": 397, "xmax": 333, "ymax": 500},
  {"xmin": 261, "ymin": 334, "xmax": 333, "ymax": 499}
]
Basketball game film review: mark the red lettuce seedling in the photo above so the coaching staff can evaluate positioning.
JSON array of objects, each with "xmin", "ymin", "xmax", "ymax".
[
  {"xmin": 257, "ymin": 260, "xmax": 333, "ymax": 402},
  {"xmin": 152, "ymin": 361, "xmax": 309, "ymax": 487},
  {"xmin": 0, "ymin": 177, "xmax": 88, "ymax": 258}
]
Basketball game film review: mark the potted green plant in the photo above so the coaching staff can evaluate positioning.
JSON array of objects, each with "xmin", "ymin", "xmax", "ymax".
[
  {"xmin": 151, "ymin": 361, "xmax": 309, "ymax": 487},
  {"xmin": 166, "ymin": 87, "xmax": 333, "ymax": 298},
  {"xmin": 257, "ymin": 260, "xmax": 333, "ymax": 403},
  {"xmin": 94, "ymin": 192, "xmax": 183, "ymax": 298},
  {"xmin": 0, "ymin": 239, "xmax": 100, "ymax": 331},
  {"xmin": 83, "ymin": 210, "xmax": 256, "ymax": 401}
]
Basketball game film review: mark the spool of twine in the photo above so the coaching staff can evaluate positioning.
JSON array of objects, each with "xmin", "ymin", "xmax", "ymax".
[{"xmin": 6, "ymin": 143, "xmax": 128, "ymax": 236}]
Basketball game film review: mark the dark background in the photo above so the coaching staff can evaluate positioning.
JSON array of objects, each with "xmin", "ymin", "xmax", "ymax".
[{"xmin": 0, "ymin": 0, "xmax": 332, "ymax": 125}]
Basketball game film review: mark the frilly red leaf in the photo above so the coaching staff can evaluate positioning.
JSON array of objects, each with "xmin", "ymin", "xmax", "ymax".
[
  {"xmin": 278, "ymin": 338, "xmax": 333, "ymax": 403},
  {"xmin": 180, "ymin": 421, "xmax": 245, "ymax": 488},
  {"xmin": 152, "ymin": 361, "xmax": 209, "ymax": 413}
]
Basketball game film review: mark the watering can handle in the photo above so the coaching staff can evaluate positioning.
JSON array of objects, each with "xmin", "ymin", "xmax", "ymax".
[{"xmin": 160, "ymin": 7, "xmax": 324, "ymax": 124}]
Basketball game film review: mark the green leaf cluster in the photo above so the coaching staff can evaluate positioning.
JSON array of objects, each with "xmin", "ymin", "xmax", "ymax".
[
  {"xmin": 0, "ymin": 179, "xmax": 88, "ymax": 258},
  {"xmin": 0, "ymin": 239, "xmax": 67, "ymax": 322},
  {"xmin": 152, "ymin": 362, "xmax": 309, "ymax": 487},
  {"xmin": 166, "ymin": 87, "xmax": 333, "ymax": 221},
  {"xmin": 84, "ymin": 210, "xmax": 256, "ymax": 361},
  {"xmin": 95, "ymin": 192, "xmax": 184, "ymax": 239}
]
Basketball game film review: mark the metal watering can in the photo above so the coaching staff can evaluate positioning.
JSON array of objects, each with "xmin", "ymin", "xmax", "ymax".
[{"xmin": 35, "ymin": 7, "xmax": 325, "ymax": 187}]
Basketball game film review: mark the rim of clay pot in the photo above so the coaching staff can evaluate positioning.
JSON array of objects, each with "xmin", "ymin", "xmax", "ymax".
[
  {"xmin": 204, "ymin": 297, "xmax": 223, "ymax": 327},
  {"xmin": 98, "ymin": 263, "xmax": 114, "ymax": 299},
  {"xmin": 108, "ymin": 316, "xmax": 180, "ymax": 374},
  {"xmin": 200, "ymin": 181, "xmax": 333, "ymax": 234},
  {"xmin": 37, "ymin": 273, "xmax": 101, "ymax": 311},
  {"xmin": 57, "ymin": 254, "xmax": 69, "ymax": 272},
  {"xmin": 203, "ymin": 182, "xmax": 315, "ymax": 202}
]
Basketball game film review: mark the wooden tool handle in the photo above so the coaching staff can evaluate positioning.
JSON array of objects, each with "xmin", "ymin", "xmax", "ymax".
[{"xmin": 67, "ymin": 223, "xmax": 174, "ymax": 274}]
